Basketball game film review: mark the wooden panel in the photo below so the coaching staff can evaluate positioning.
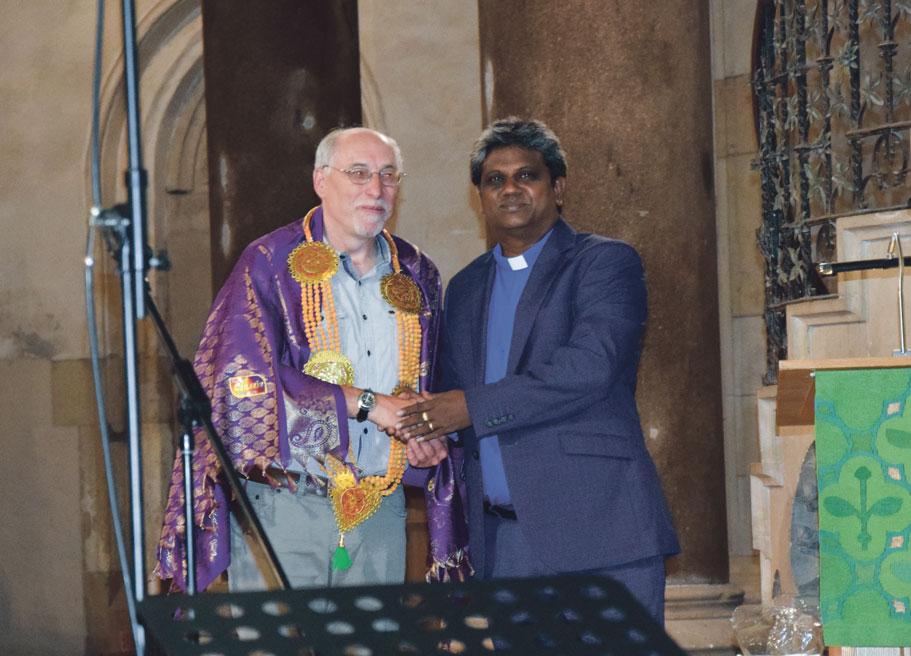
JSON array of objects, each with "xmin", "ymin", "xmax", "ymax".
[
  {"xmin": 777, "ymin": 357, "xmax": 911, "ymax": 430},
  {"xmin": 405, "ymin": 487, "xmax": 429, "ymax": 583},
  {"xmin": 776, "ymin": 366, "xmax": 816, "ymax": 430}
]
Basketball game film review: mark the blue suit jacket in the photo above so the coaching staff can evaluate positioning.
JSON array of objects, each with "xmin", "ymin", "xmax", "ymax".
[{"xmin": 439, "ymin": 218, "xmax": 680, "ymax": 575}]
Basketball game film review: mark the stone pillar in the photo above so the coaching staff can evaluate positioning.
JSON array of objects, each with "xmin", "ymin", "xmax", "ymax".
[
  {"xmin": 478, "ymin": 1, "xmax": 728, "ymax": 584},
  {"xmin": 200, "ymin": 0, "xmax": 362, "ymax": 290}
]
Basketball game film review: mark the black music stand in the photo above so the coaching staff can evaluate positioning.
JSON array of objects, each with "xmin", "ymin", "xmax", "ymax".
[{"xmin": 139, "ymin": 573, "xmax": 685, "ymax": 655}]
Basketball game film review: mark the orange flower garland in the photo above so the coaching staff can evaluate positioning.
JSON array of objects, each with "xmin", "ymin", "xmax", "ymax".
[{"xmin": 287, "ymin": 207, "xmax": 424, "ymax": 570}]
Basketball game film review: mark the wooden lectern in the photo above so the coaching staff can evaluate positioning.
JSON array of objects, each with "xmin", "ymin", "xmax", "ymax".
[
  {"xmin": 774, "ymin": 357, "xmax": 911, "ymax": 655},
  {"xmin": 776, "ymin": 357, "xmax": 909, "ymax": 431}
]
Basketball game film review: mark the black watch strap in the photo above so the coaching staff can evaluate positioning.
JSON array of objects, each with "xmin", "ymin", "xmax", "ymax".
[{"xmin": 356, "ymin": 388, "xmax": 375, "ymax": 422}]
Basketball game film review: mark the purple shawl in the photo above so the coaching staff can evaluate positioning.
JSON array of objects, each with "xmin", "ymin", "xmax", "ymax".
[{"xmin": 155, "ymin": 208, "xmax": 470, "ymax": 591}]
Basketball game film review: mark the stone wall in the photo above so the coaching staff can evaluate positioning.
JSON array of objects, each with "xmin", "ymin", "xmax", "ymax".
[
  {"xmin": 3, "ymin": 3, "xmax": 106, "ymax": 653},
  {"xmin": 1, "ymin": 2, "xmax": 210, "ymax": 653},
  {"xmin": 709, "ymin": 0, "xmax": 766, "ymax": 558}
]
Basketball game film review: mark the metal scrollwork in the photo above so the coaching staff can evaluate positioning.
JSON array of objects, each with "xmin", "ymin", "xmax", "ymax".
[{"xmin": 754, "ymin": 0, "xmax": 911, "ymax": 383}]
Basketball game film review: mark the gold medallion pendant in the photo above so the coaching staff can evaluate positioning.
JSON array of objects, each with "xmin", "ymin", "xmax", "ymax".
[
  {"xmin": 324, "ymin": 442, "xmax": 406, "ymax": 571},
  {"xmin": 323, "ymin": 440, "xmax": 406, "ymax": 568},
  {"xmin": 326, "ymin": 465, "xmax": 385, "ymax": 534},
  {"xmin": 380, "ymin": 272, "xmax": 423, "ymax": 314},
  {"xmin": 288, "ymin": 241, "xmax": 338, "ymax": 284},
  {"xmin": 303, "ymin": 350, "xmax": 355, "ymax": 386}
]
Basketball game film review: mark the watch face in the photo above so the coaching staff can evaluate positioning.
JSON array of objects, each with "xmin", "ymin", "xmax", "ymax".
[{"xmin": 359, "ymin": 390, "xmax": 376, "ymax": 410}]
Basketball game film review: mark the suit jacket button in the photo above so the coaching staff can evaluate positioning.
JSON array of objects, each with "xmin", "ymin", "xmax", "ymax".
[{"xmin": 472, "ymin": 450, "xmax": 479, "ymax": 460}]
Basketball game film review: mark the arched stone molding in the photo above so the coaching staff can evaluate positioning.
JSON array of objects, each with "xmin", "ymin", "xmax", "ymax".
[
  {"xmin": 93, "ymin": 0, "xmax": 202, "ymax": 203},
  {"xmin": 89, "ymin": 0, "xmax": 210, "ymax": 351},
  {"xmin": 83, "ymin": 0, "xmax": 212, "ymax": 601}
]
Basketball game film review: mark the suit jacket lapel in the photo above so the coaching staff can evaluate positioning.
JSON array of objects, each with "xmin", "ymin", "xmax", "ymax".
[
  {"xmin": 506, "ymin": 219, "xmax": 576, "ymax": 373},
  {"xmin": 460, "ymin": 253, "xmax": 496, "ymax": 387}
]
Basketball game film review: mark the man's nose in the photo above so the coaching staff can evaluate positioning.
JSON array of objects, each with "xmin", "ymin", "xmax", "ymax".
[
  {"xmin": 364, "ymin": 172, "xmax": 384, "ymax": 196},
  {"xmin": 500, "ymin": 176, "xmax": 521, "ymax": 195}
]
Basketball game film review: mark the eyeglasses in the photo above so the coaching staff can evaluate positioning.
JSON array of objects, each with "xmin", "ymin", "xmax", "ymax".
[{"xmin": 323, "ymin": 165, "xmax": 404, "ymax": 188}]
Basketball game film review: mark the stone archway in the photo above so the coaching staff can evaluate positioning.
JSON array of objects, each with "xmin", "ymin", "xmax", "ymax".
[
  {"xmin": 94, "ymin": 0, "xmax": 210, "ymax": 346},
  {"xmin": 85, "ymin": 1, "xmax": 212, "ymax": 648}
]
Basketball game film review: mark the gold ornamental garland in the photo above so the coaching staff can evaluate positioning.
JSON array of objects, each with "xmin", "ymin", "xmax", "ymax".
[
  {"xmin": 380, "ymin": 272, "xmax": 423, "ymax": 314},
  {"xmin": 302, "ymin": 350, "xmax": 355, "ymax": 389},
  {"xmin": 288, "ymin": 240, "xmax": 338, "ymax": 284},
  {"xmin": 288, "ymin": 222, "xmax": 351, "ymax": 386},
  {"xmin": 323, "ymin": 444, "xmax": 407, "ymax": 533},
  {"xmin": 289, "ymin": 207, "xmax": 424, "ymax": 568}
]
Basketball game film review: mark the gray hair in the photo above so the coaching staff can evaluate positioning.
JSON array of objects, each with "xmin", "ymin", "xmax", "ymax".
[
  {"xmin": 314, "ymin": 127, "xmax": 404, "ymax": 172},
  {"xmin": 469, "ymin": 117, "xmax": 567, "ymax": 186}
]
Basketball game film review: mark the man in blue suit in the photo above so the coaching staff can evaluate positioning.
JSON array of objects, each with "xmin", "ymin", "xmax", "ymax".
[{"xmin": 396, "ymin": 118, "xmax": 679, "ymax": 621}]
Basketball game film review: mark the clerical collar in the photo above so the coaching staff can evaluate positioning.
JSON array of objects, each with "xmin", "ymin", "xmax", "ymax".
[{"xmin": 492, "ymin": 227, "xmax": 554, "ymax": 273}]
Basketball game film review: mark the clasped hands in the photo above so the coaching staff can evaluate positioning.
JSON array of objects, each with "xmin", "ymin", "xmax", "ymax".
[{"xmin": 367, "ymin": 389, "xmax": 470, "ymax": 469}]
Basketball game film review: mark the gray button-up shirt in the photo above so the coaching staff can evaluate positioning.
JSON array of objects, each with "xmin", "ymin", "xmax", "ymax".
[{"xmin": 289, "ymin": 236, "xmax": 401, "ymax": 477}]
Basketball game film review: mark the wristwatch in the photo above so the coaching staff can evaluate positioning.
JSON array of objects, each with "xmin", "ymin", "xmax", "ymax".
[{"xmin": 356, "ymin": 388, "xmax": 376, "ymax": 422}]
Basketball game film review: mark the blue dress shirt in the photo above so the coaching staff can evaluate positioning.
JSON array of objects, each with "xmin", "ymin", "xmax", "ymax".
[
  {"xmin": 288, "ymin": 236, "xmax": 399, "ymax": 477},
  {"xmin": 481, "ymin": 228, "xmax": 553, "ymax": 506}
]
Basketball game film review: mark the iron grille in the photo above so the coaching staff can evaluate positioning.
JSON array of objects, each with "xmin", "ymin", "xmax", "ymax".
[{"xmin": 753, "ymin": 0, "xmax": 911, "ymax": 383}]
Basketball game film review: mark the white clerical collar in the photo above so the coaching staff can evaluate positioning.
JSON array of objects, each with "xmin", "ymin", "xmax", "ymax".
[
  {"xmin": 506, "ymin": 254, "xmax": 528, "ymax": 271},
  {"xmin": 492, "ymin": 227, "xmax": 555, "ymax": 273}
]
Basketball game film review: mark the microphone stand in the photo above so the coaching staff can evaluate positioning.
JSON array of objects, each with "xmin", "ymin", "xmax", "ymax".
[
  {"xmin": 888, "ymin": 233, "xmax": 910, "ymax": 356},
  {"xmin": 116, "ymin": 4, "xmax": 149, "ymax": 653},
  {"xmin": 96, "ymin": 3, "xmax": 289, "ymax": 652},
  {"xmin": 816, "ymin": 256, "xmax": 911, "ymax": 274}
]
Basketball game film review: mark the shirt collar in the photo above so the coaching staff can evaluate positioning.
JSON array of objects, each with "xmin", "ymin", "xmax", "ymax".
[
  {"xmin": 492, "ymin": 227, "xmax": 554, "ymax": 273},
  {"xmin": 336, "ymin": 233, "xmax": 392, "ymax": 280}
]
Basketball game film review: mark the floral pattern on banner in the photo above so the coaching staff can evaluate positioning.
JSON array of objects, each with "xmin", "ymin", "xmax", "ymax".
[{"xmin": 816, "ymin": 368, "xmax": 911, "ymax": 646}]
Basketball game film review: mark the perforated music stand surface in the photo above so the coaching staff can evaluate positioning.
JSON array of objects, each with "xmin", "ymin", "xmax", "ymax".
[{"xmin": 140, "ymin": 573, "xmax": 686, "ymax": 655}]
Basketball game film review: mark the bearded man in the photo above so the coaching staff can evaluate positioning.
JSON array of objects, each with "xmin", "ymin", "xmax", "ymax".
[{"xmin": 156, "ymin": 127, "xmax": 468, "ymax": 592}]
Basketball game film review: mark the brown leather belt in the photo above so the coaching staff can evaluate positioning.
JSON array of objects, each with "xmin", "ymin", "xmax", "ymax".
[
  {"xmin": 244, "ymin": 466, "xmax": 300, "ymax": 487},
  {"xmin": 244, "ymin": 466, "xmax": 330, "ymax": 497}
]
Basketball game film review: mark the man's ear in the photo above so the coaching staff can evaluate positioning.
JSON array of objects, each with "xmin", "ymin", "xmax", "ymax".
[
  {"xmin": 553, "ymin": 177, "xmax": 566, "ymax": 207},
  {"xmin": 313, "ymin": 166, "xmax": 327, "ymax": 199}
]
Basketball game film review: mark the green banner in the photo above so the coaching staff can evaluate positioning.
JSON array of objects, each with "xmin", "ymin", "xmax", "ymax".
[{"xmin": 815, "ymin": 367, "xmax": 911, "ymax": 646}]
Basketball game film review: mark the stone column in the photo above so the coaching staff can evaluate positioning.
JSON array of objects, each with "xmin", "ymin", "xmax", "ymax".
[
  {"xmin": 479, "ymin": 0, "xmax": 727, "ymax": 586},
  {"xmin": 200, "ymin": 0, "xmax": 362, "ymax": 290},
  {"xmin": 478, "ymin": 3, "xmax": 739, "ymax": 644}
]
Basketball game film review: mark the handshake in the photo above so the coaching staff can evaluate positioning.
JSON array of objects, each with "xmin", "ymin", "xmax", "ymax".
[{"xmin": 362, "ymin": 389, "xmax": 471, "ymax": 469}]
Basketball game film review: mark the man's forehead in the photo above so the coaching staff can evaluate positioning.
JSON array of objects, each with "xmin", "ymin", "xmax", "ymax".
[
  {"xmin": 482, "ymin": 146, "xmax": 545, "ymax": 171},
  {"xmin": 335, "ymin": 132, "xmax": 396, "ymax": 166}
]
